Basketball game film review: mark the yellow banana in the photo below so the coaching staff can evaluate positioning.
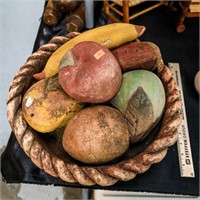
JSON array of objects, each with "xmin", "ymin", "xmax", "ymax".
[{"xmin": 34, "ymin": 23, "xmax": 145, "ymax": 80}]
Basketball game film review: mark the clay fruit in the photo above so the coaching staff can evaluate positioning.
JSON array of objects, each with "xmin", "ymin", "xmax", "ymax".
[
  {"xmin": 33, "ymin": 23, "xmax": 145, "ymax": 79},
  {"xmin": 58, "ymin": 41, "xmax": 122, "ymax": 103},
  {"xmin": 22, "ymin": 75, "xmax": 84, "ymax": 133},
  {"xmin": 62, "ymin": 105, "xmax": 130, "ymax": 164},
  {"xmin": 112, "ymin": 41, "xmax": 161, "ymax": 72},
  {"xmin": 111, "ymin": 70, "xmax": 166, "ymax": 143}
]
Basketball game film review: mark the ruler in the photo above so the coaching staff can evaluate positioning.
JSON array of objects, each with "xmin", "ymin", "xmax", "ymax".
[{"xmin": 168, "ymin": 63, "xmax": 195, "ymax": 178}]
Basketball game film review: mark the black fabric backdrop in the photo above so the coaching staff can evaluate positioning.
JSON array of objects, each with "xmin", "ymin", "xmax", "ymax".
[{"xmin": 1, "ymin": 1, "xmax": 199, "ymax": 196}]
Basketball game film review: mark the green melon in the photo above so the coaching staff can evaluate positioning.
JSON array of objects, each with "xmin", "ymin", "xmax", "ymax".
[{"xmin": 111, "ymin": 70, "xmax": 166, "ymax": 143}]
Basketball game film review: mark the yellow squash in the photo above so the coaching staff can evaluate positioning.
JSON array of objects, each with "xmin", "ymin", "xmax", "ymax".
[{"xmin": 33, "ymin": 23, "xmax": 145, "ymax": 80}]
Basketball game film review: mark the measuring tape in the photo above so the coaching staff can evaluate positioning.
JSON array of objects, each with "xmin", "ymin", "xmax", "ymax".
[{"xmin": 168, "ymin": 63, "xmax": 195, "ymax": 178}]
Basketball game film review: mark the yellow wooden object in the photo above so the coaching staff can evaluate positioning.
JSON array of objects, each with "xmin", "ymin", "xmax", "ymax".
[{"xmin": 35, "ymin": 23, "xmax": 145, "ymax": 79}]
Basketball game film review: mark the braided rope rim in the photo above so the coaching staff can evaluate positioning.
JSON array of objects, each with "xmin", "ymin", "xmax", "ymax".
[{"xmin": 7, "ymin": 32, "xmax": 182, "ymax": 186}]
